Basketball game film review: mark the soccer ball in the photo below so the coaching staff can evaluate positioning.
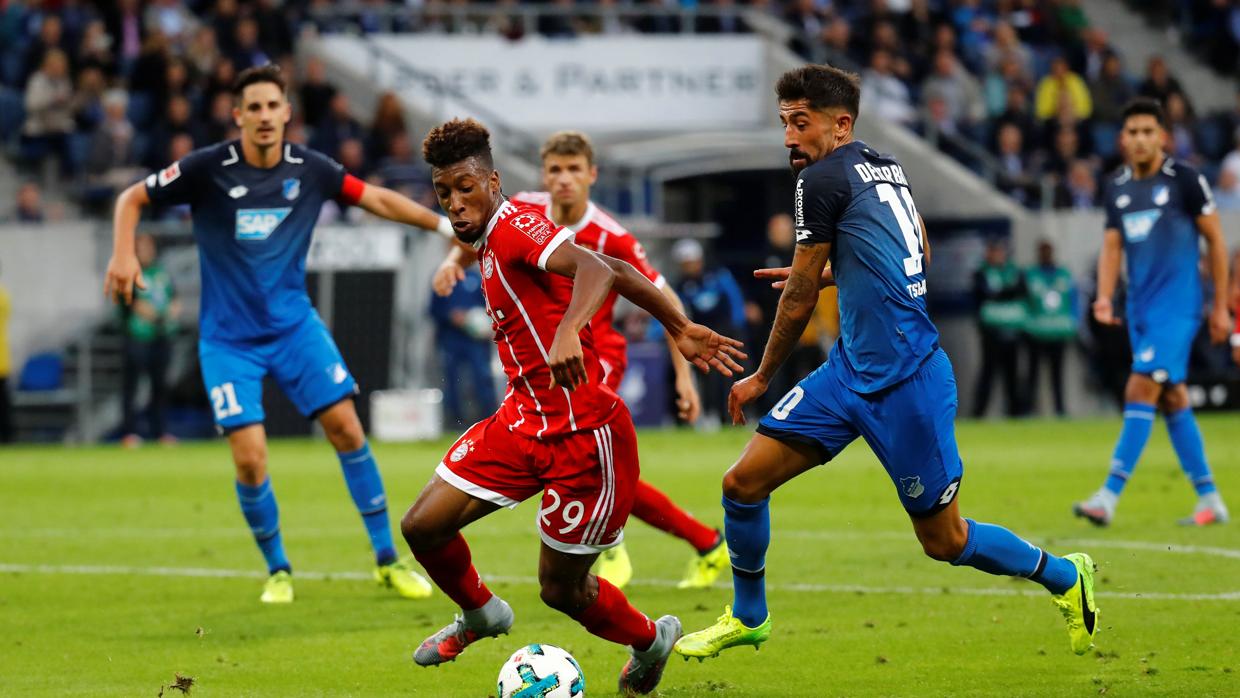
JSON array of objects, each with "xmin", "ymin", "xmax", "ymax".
[{"xmin": 497, "ymin": 644, "xmax": 585, "ymax": 698}]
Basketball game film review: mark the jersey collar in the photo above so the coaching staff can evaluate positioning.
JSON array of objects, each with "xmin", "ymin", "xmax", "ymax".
[
  {"xmin": 554, "ymin": 200, "xmax": 596, "ymax": 233},
  {"xmin": 474, "ymin": 200, "xmax": 514, "ymax": 250}
]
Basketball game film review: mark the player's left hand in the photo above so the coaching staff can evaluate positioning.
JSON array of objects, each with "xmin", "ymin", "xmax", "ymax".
[
  {"xmin": 674, "ymin": 373, "xmax": 701, "ymax": 423},
  {"xmin": 727, "ymin": 373, "xmax": 768, "ymax": 426},
  {"xmin": 548, "ymin": 327, "xmax": 588, "ymax": 391},
  {"xmin": 675, "ymin": 323, "xmax": 747, "ymax": 377},
  {"xmin": 754, "ymin": 265, "xmax": 835, "ymax": 290},
  {"xmin": 1208, "ymin": 306, "xmax": 1231, "ymax": 344}
]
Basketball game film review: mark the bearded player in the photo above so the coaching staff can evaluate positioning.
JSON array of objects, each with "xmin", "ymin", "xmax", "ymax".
[
  {"xmin": 675, "ymin": 65, "xmax": 1098, "ymax": 667},
  {"xmin": 432, "ymin": 130, "xmax": 728, "ymax": 591},
  {"xmin": 104, "ymin": 65, "xmax": 454, "ymax": 603},
  {"xmin": 401, "ymin": 119, "xmax": 745, "ymax": 694}
]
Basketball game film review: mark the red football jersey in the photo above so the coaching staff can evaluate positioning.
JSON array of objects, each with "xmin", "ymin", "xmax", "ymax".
[
  {"xmin": 511, "ymin": 192, "xmax": 665, "ymax": 385},
  {"xmin": 475, "ymin": 200, "xmax": 620, "ymax": 438}
]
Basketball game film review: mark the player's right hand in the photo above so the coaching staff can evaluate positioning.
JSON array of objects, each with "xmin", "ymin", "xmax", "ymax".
[
  {"xmin": 104, "ymin": 253, "xmax": 146, "ymax": 305},
  {"xmin": 675, "ymin": 323, "xmax": 747, "ymax": 377},
  {"xmin": 753, "ymin": 265, "xmax": 835, "ymax": 290},
  {"xmin": 1092, "ymin": 297, "xmax": 1119, "ymax": 326},
  {"xmin": 728, "ymin": 373, "xmax": 768, "ymax": 426},
  {"xmin": 432, "ymin": 260, "xmax": 466, "ymax": 297}
]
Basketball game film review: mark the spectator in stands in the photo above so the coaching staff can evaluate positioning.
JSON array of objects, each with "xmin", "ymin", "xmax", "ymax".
[
  {"xmin": 203, "ymin": 91, "xmax": 235, "ymax": 143},
  {"xmin": 1022, "ymin": 240, "xmax": 1076, "ymax": 417},
  {"xmin": 1214, "ymin": 169, "xmax": 1240, "ymax": 212},
  {"xmin": 375, "ymin": 132, "xmax": 433, "ymax": 206},
  {"xmin": 19, "ymin": 14, "xmax": 64, "ymax": 88},
  {"xmin": 309, "ymin": 92, "xmax": 363, "ymax": 160},
  {"xmin": 145, "ymin": 94, "xmax": 201, "ymax": 168},
  {"xmin": 821, "ymin": 16, "xmax": 853, "ymax": 59},
  {"xmin": 994, "ymin": 83, "xmax": 1037, "ymax": 149},
  {"xmin": 1220, "ymin": 127, "xmax": 1240, "ymax": 196},
  {"xmin": 983, "ymin": 21, "xmax": 1033, "ymax": 80},
  {"xmin": 1074, "ymin": 27, "xmax": 1111, "ymax": 83},
  {"xmin": 87, "ymin": 89, "xmax": 144, "ymax": 196},
  {"xmin": 984, "ymin": 54, "xmax": 1030, "ymax": 118},
  {"xmin": 1045, "ymin": 124, "xmax": 1084, "ymax": 179},
  {"xmin": 104, "ymin": 0, "xmax": 145, "ymax": 75},
  {"xmin": 1165, "ymin": 92, "xmax": 1200, "ymax": 165},
  {"xmin": 868, "ymin": 19, "xmax": 914, "ymax": 82},
  {"xmin": 1138, "ymin": 55, "xmax": 1192, "ymax": 114},
  {"xmin": 1049, "ymin": 0, "xmax": 1089, "ymax": 45},
  {"xmin": 1089, "ymin": 52, "xmax": 1134, "ymax": 124},
  {"xmin": 299, "ymin": 57, "xmax": 337, "ymax": 128},
  {"xmin": 861, "ymin": 49, "xmax": 915, "ymax": 125},
  {"xmin": 145, "ymin": 0, "xmax": 197, "ymax": 44},
  {"xmin": 119, "ymin": 233, "xmax": 180, "ymax": 448},
  {"xmin": 1054, "ymin": 159, "xmax": 1099, "ymax": 210},
  {"xmin": 254, "ymin": 0, "xmax": 295, "ymax": 56},
  {"xmin": 187, "ymin": 26, "xmax": 221, "ymax": 79},
  {"xmin": 972, "ymin": 238, "xmax": 1026, "ymax": 418},
  {"xmin": 203, "ymin": 58, "xmax": 238, "ymax": 110},
  {"xmin": 72, "ymin": 65, "xmax": 108, "ymax": 133},
  {"xmin": 76, "ymin": 20, "xmax": 118, "ymax": 79},
  {"xmin": 696, "ymin": 0, "xmax": 749, "ymax": 34},
  {"xmin": 337, "ymin": 137, "xmax": 368, "ymax": 179},
  {"xmin": 0, "ymin": 261, "xmax": 10, "ymax": 442},
  {"xmin": 994, "ymin": 122, "xmax": 1036, "ymax": 205},
  {"xmin": 429, "ymin": 264, "xmax": 497, "ymax": 429},
  {"xmin": 367, "ymin": 92, "xmax": 407, "ymax": 165},
  {"xmin": 21, "ymin": 49, "xmax": 75, "ymax": 176},
  {"xmin": 1035, "ymin": 55, "xmax": 1091, "ymax": 121},
  {"xmin": 785, "ymin": 0, "xmax": 830, "ymax": 49},
  {"xmin": 922, "ymin": 49, "xmax": 985, "ymax": 135},
  {"xmin": 673, "ymin": 238, "xmax": 746, "ymax": 426},
  {"xmin": 230, "ymin": 17, "xmax": 270, "ymax": 71},
  {"xmin": 10, "ymin": 182, "xmax": 45, "ymax": 223},
  {"xmin": 129, "ymin": 33, "xmax": 171, "ymax": 107}
]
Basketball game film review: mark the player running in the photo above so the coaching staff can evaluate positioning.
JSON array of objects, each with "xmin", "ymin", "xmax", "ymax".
[
  {"xmin": 675, "ymin": 65, "xmax": 1098, "ymax": 666},
  {"xmin": 431, "ymin": 130, "xmax": 728, "ymax": 591},
  {"xmin": 104, "ymin": 65, "xmax": 454, "ymax": 603},
  {"xmin": 1074, "ymin": 98, "xmax": 1231, "ymax": 527},
  {"xmin": 401, "ymin": 119, "xmax": 744, "ymax": 694}
]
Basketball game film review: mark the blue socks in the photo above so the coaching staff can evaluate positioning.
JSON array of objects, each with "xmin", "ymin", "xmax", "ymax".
[
  {"xmin": 952, "ymin": 519, "xmax": 1077, "ymax": 595},
  {"xmin": 1165, "ymin": 408, "xmax": 1217, "ymax": 495},
  {"xmin": 338, "ymin": 442, "xmax": 397, "ymax": 566},
  {"xmin": 723, "ymin": 495, "xmax": 771, "ymax": 628},
  {"xmin": 236, "ymin": 478, "xmax": 290, "ymax": 575},
  {"xmin": 1103, "ymin": 403, "xmax": 1156, "ymax": 495}
]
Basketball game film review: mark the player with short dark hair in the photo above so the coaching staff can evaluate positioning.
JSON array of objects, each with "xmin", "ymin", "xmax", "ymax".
[
  {"xmin": 431, "ymin": 129, "xmax": 729, "ymax": 591},
  {"xmin": 675, "ymin": 64, "xmax": 1098, "ymax": 666},
  {"xmin": 1073, "ymin": 97, "xmax": 1231, "ymax": 527},
  {"xmin": 104, "ymin": 64, "xmax": 457, "ymax": 603},
  {"xmin": 401, "ymin": 118, "xmax": 745, "ymax": 694}
]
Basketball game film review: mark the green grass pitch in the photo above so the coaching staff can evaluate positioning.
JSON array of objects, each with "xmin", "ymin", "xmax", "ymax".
[{"xmin": 2, "ymin": 417, "xmax": 1238, "ymax": 696}]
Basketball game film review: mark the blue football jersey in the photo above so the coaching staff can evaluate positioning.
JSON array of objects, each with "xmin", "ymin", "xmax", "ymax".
[
  {"xmin": 145, "ymin": 141, "xmax": 349, "ymax": 344},
  {"xmin": 1102, "ymin": 158, "xmax": 1214, "ymax": 322},
  {"xmin": 794, "ymin": 140, "xmax": 938, "ymax": 394}
]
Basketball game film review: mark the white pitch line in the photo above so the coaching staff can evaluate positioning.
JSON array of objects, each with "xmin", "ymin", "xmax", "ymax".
[{"xmin": 1, "ymin": 562, "xmax": 1237, "ymax": 602}]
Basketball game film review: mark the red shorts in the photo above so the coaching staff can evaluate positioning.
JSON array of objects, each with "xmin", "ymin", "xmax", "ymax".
[{"xmin": 435, "ymin": 405, "xmax": 639, "ymax": 555}]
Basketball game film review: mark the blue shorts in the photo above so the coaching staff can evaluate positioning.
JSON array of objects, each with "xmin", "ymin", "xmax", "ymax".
[
  {"xmin": 198, "ymin": 314, "xmax": 358, "ymax": 431},
  {"xmin": 757, "ymin": 348, "xmax": 963, "ymax": 517},
  {"xmin": 1128, "ymin": 314, "xmax": 1198, "ymax": 385}
]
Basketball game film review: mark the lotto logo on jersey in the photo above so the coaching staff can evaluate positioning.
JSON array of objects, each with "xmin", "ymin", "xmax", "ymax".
[
  {"xmin": 510, "ymin": 213, "xmax": 552, "ymax": 245},
  {"xmin": 235, "ymin": 208, "xmax": 292, "ymax": 241},
  {"xmin": 1120, "ymin": 209, "xmax": 1162, "ymax": 243}
]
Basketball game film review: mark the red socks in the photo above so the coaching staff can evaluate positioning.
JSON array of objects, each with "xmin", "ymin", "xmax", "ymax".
[
  {"xmin": 573, "ymin": 577, "xmax": 656, "ymax": 650},
  {"xmin": 631, "ymin": 479, "xmax": 719, "ymax": 553},
  {"xmin": 412, "ymin": 533, "xmax": 493, "ymax": 610}
]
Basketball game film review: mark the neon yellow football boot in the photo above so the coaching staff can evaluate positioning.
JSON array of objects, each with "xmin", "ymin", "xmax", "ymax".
[
  {"xmin": 1052, "ymin": 552, "xmax": 1099, "ymax": 655},
  {"xmin": 596, "ymin": 542, "xmax": 633, "ymax": 589},
  {"xmin": 677, "ymin": 536, "xmax": 729, "ymax": 589},
  {"xmin": 375, "ymin": 556, "xmax": 434, "ymax": 599},
  {"xmin": 260, "ymin": 570, "xmax": 294, "ymax": 604},
  {"xmin": 674, "ymin": 606, "xmax": 771, "ymax": 661}
]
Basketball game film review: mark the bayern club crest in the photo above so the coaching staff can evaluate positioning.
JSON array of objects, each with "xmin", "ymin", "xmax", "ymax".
[
  {"xmin": 482, "ymin": 254, "xmax": 495, "ymax": 279},
  {"xmin": 450, "ymin": 439, "xmax": 474, "ymax": 463}
]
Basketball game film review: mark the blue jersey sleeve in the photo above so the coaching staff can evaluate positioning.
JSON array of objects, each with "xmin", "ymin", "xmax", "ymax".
[
  {"xmin": 794, "ymin": 162, "xmax": 850, "ymax": 245},
  {"xmin": 144, "ymin": 147, "xmax": 215, "ymax": 207},
  {"xmin": 1175, "ymin": 163, "xmax": 1216, "ymax": 218},
  {"xmin": 301, "ymin": 147, "xmax": 348, "ymax": 201}
]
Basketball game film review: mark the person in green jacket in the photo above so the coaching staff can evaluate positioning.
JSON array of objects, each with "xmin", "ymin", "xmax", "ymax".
[
  {"xmin": 119, "ymin": 233, "xmax": 180, "ymax": 447},
  {"xmin": 1023, "ymin": 240, "xmax": 1077, "ymax": 417},
  {"xmin": 972, "ymin": 238, "xmax": 1027, "ymax": 417}
]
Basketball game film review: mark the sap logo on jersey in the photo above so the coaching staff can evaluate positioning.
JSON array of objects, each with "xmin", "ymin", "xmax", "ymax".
[
  {"xmin": 1121, "ymin": 209, "xmax": 1161, "ymax": 243},
  {"xmin": 235, "ymin": 208, "xmax": 291, "ymax": 241}
]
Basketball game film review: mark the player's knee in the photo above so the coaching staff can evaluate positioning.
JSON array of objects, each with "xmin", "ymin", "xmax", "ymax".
[
  {"xmin": 1159, "ymin": 386, "xmax": 1189, "ymax": 414},
  {"xmin": 232, "ymin": 448, "xmax": 267, "ymax": 484},
  {"xmin": 722, "ymin": 467, "xmax": 768, "ymax": 504},
  {"xmin": 917, "ymin": 521, "xmax": 968, "ymax": 562},
  {"xmin": 324, "ymin": 414, "xmax": 365, "ymax": 452},
  {"xmin": 399, "ymin": 506, "xmax": 450, "ymax": 552},
  {"xmin": 537, "ymin": 577, "xmax": 588, "ymax": 615}
]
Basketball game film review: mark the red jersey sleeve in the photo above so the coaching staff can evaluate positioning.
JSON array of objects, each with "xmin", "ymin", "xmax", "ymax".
[
  {"xmin": 603, "ymin": 233, "xmax": 665, "ymax": 288},
  {"xmin": 494, "ymin": 209, "xmax": 576, "ymax": 271}
]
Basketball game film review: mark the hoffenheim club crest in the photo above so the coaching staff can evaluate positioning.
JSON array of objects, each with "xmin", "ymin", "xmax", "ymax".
[
  {"xmin": 282, "ymin": 178, "xmax": 300, "ymax": 201},
  {"xmin": 900, "ymin": 476, "xmax": 925, "ymax": 499}
]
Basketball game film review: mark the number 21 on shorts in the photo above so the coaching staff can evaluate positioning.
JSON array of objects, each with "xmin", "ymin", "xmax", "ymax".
[
  {"xmin": 539, "ymin": 488, "xmax": 585, "ymax": 535},
  {"xmin": 211, "ymin": 382, "xmax": 243, "ymax": 420}
]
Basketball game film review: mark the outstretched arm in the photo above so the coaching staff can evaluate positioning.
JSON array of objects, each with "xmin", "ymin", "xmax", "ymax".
[
  {"xmin": 729, "ymin": 242, "xmax": 831, "ymax": 425},
  {"xmin": 104, "ymin": 182, "xmax": 151, "ymax": 304},
  {"xmin": 354, "ymin": 182, "xmax": 454, "ymax": 237}
]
